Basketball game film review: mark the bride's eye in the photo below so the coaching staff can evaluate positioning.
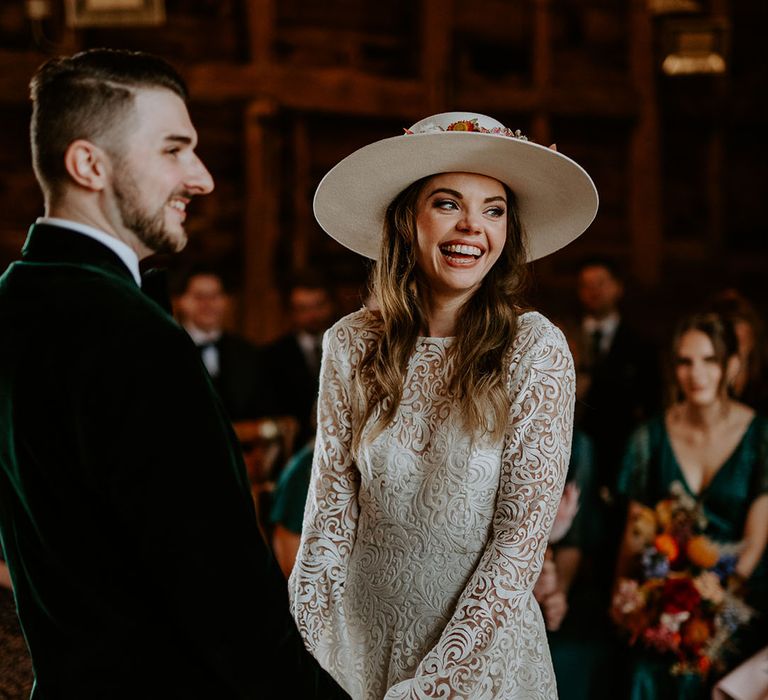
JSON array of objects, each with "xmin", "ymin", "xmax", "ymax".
[{"xmin": 433, "ymin": 199, "xmax": 458, "ymax": 211}]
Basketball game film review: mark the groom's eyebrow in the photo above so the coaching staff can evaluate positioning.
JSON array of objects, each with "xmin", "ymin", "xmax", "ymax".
[{"xmin": 164, "ymin": 135, "xmax": 193, "ymax": 145}]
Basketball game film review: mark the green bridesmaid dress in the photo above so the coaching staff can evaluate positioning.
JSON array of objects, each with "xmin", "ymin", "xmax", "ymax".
[{"xmin": 617, "ymin": 414, "xmax": 768, "ymax": 700}]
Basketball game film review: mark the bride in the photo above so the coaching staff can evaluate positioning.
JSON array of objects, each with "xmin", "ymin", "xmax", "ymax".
[{"xmin": 289, "ymin": 112, "xmax": 598, "ymax": 699}]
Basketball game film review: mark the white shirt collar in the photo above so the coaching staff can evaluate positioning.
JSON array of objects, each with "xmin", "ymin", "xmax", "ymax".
[
  {"xmin": 583, "ymin": 312, "xmax": 620, "ymax": 336},
  {"xmin": 36, "ymin": 217, "xmax": 141, "ymax": 287},
  {"xmin": 296, "ymin": 330, "xmax": 320, "ymax": 352},
  {"xmin": 183, "ymin": 323, "xmax": 222, "ymax": 346}
]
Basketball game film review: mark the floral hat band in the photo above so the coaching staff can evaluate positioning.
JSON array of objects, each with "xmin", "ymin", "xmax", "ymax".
[
  {"xmin": 313, "ymin": 111, "xmax": 599, "ymax": 262},
  {"xmin": 405, "ymin": 116, "xmax": 529, "ymax": 141}
]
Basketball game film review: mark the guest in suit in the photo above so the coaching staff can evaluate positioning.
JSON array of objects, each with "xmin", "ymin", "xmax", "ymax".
[
  {"xmin": 176, "ymin": 268, "xmax": 270, "ymax": 421},
  {"xmin": 262, "ymin": 271, "xmax": 336, "ymax": 443},
  {"xmin": 576, "ymin": 257, "xmax": 660, "ymax": 500},
  {"xmin": 0, "ymin": 49, "xmax": 344, "ymax": 699},
  {"xmin": 572, "ymin": 257, "xmax": 660, "ymax": 646}
]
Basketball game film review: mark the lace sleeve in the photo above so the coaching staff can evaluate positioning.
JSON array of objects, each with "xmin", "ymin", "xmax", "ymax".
[
  {"xmin": 288, "ymin": 323, "xmax": 361, "ymax": 685},
  {"xmin": 385, "ymin": 322, "xmax": 575, "ymax": 699}
]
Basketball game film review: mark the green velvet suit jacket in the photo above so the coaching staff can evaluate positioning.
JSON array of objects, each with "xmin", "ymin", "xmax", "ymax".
[{"xmin": 0, "ymin": 224, "xmax": 340, "ymax": 699}]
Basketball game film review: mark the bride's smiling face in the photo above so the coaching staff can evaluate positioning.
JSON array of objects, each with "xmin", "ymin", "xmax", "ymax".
[{"xmin": 414, "ymin": 172, "xmax": 508, "ymax": 302}]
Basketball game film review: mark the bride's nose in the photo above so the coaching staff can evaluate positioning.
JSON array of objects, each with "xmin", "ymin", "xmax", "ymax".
[{"xmin": 457, "ymin": 211, "xmax": 482, "ymax": 234}]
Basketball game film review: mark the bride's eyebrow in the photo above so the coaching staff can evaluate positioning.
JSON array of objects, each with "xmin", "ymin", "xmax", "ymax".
[
  {"xmin": 426, "ymin": 188, "xmax": 507, "ymax": 205},
  {"xmin": 426, "ymin": 188, "xmax": 462, "ymax": 199}
]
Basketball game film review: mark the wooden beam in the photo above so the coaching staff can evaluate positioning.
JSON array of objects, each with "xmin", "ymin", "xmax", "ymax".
[
  {"xmin": 420, "ymin": 0, "xmax": 452, "ymax": 113},
  {"xmin": 244, "ymin": 0, "xmax": 275, "ymax": 68},
  {"xmin": 708, "ymin": 0, "xmax": 727, "ymax": 258},
  {"xmin": 628, "ymin": 0, "xmax": 662, "ymax": 287},
  {"xmin": 291, "ymin": 116, "xmax": 311, "ymax": 272},
  {"xmin": 241, "ymin": 99, "xmax": 283, "ymax": 344},
  {"xmin": 0, "ymin": 50, "xmax": 636, "ymax": 120},
  {"xmin": 532, "ymin": 0, "xmax": 552, "ymax": 145},
  {"xmin": 185, "ymin": 62, "xmax": 428, "ymax": 117},
  {"xmin": 0, "ymin": 50, "xmax": 426, "ymax": 120},
  {"xmin": 452, "ymin": 83, "xmax": 637, "ymax": 118},
  {"xmin": 706, "ymin": 128, "xmax": 724, "ymax": 256},
  {"xmin": 0, "ymin": 51, "xmax": 49, "ymax": 103}
]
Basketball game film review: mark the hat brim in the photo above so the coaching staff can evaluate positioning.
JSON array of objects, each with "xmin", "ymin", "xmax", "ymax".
[{"xmin": 313, "ymin": 131, "xmax": 599, "ymax": 262}]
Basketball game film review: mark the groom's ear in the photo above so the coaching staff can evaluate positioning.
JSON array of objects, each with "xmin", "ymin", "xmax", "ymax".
[{"xmin": 63, "ymin": 139, "xmax": 112, "ymax": 192}]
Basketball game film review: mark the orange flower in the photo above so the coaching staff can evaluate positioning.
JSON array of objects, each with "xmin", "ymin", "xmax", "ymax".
[
  {"xmin": 682, "ymin": 618, "xmax": 711, "ymax": 648},
  {"xmin": 655, "ymin": 500, "xmax": 674, "ymax": 529},
  {"xmin": 447, "ymin": 120, "xmax": 477, "ymax": 132},
  {"xmin": 687, "ymin": 536, "xmax": 719, "ymax": 569},
  {"xmin": 698, "ymin": 655, "xmax": 712, "ymax": 674},
  {"xmin": 655, "ymin": 533, "xmax": 679, "ymax": 561},
  {"xmin": 631, "ymin": 505, "xmax": 657, "ymax": 543}
]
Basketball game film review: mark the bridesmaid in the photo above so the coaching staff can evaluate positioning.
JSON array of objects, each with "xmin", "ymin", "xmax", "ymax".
[
  {"xmin": 288, "ymin": 112, "xmax": 598, "ymax": 699},
  {"xmin": 617, "ymin": 311, "xmax": 768, "ymax": 700}
]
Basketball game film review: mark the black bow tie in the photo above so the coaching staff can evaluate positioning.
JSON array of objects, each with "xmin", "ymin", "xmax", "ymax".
[{"xmin": 140, "ymin": 268, "xmax": 172, "ymax": 313}]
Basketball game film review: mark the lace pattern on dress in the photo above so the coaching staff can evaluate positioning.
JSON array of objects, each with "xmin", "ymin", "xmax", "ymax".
[{"xmin": 289, "ymin": 309, "xmax": 575, "ymax": 699}]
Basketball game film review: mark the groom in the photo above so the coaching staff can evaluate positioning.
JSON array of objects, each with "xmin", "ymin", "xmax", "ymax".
[{"xmin": 0, "ymin": 49, "xmax": 343, "ymax": 699}]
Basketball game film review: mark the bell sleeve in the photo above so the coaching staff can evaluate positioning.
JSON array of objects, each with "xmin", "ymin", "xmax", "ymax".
[
  {"xmin": 384, "ymin": 322, "xmax": 575, "ymax": 700},
  {"xmin": 289, "ymin": 322, "xmax": 362, "ymax": 693}
]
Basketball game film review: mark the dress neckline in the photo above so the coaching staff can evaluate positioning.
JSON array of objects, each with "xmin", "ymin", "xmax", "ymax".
[
  {"xmin": 661, "ymin": 414, "xmax": 757, "ymax": 498},
  {"xmin": 417, "ymin": 335, "xmax": 454, "ymax": 343}
]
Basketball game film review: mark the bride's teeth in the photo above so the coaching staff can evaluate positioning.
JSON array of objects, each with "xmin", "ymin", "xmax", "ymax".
[
  {"xmin": 441, "ymin": 244, "xmax": 482, "ymax": 257},
  {"xmin": 169, "ymin": 200, "xmax": 186, "ymax": 211}
]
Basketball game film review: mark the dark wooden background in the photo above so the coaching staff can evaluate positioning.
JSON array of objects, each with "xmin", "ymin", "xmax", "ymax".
[{"xmin": 0, "ymin": 0, "xmax": 765, "ymax": 344}]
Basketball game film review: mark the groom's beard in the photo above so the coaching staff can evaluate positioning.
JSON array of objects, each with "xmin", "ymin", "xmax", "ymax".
[{"xmin": 112, "ymin": 170, "xmax": 189, "ymax": 255}]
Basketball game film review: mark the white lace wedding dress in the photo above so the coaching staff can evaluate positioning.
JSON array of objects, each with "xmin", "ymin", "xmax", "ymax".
[{"xmin": 289, "ymin": 309, "xmax": 574, "ymax": 699}]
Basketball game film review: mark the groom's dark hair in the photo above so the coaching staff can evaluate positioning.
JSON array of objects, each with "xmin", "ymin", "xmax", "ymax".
[{"xmin": 29, "ymin": 48, "xmax": 187, "ymax": 199}]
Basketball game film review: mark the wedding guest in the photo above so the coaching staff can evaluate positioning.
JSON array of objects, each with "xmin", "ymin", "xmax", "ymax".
[
  {"xmin": 289, "ymin": 112, "xmax": 598, "ymax": 698},
  {"xmin": 576, "ymin": 257, "xmax": 660, "ymax": 501},
  {"xmin": 0, "ymin": 48, "xmax": 343, "ymax": 699},
  {"xmin": 709, "ymin": 288, "xmax": 768, "ymax": 413},
  {"xmin": 262, "ymin": 271, "xmax": 336, "ymax": 443},
  {"xmin": 572, "ymin": 258, "xmax": 661, "ymax": 643},
  {"xmin": 270, "ymin": 437, "xmax": 316, "ymax": 578},
  {"xmin": 538, "ymin": 431, "xmax": 598, "ymax": 632},
  {"xmin": 616, "ymin": 311, "xmax": 768, "ymax": 699},
  {"xmin": 535, "ymin": 430, "xmax": 626, "ymax": 700},
  {"xmin": 176, "ymin": 267, "xmax": 270, "ymax": 421}
]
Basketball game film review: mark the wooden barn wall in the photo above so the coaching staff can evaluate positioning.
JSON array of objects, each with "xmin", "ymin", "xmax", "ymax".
[{"xmin": 0, "ymin": 0, "xmax": 765, "ymax": 345}]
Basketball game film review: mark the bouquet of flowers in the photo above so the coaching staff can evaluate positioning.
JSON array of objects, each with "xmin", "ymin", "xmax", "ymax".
[{"xmin": 612, "ymin": 481, "xmax": 754, "ymax": 677}]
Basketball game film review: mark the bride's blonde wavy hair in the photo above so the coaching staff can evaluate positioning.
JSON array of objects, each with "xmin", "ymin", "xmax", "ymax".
[{"xmin": 351, "ymin": 173, "xmax": 529, "ymax": 455}]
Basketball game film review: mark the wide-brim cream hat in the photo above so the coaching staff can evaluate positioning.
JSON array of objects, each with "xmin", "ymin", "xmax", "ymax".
[{"xmin": 313, "ymin": 112, "xmax": 598, "ymax": 262}]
